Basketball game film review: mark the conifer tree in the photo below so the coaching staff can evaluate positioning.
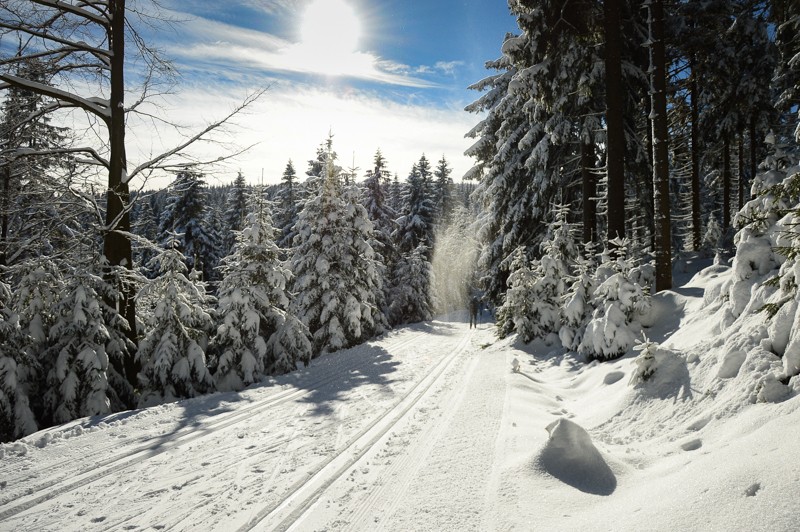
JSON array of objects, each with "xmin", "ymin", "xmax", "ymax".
[
  {"xmin": 433, "ymin": 155, "xmax": 454, "ymax": 225},
  {"xmin": 213, "ymin": 191, "xmax": 311, "ymax": 391},
  {"xmin": 388, "ymin": 244, "xmax": 435, "ymax": 325},
  {"xmin": 222, "ymin": 171, "xmax": 249, "ymax": 256},
  {"xmin": 277, "ymin": 160, "xmax": 300, "ymax": 249},
  {"xmin": 290, "ymin": 147, "xmax": 384, "ymax": 355},
  {"xmin": 136, "ymin": 234, "xmax": 215, "ymax": 407},
  {"xmin": 158, "ymin": 169, "xmax": 219, "ymax": 283},
  {"xmin": 0, "ymin": 280, "xmax": 36, "ymax": 442},
  {"xmin": 43, "ymin": 267, "xmax": 114, "ymax": 424},
  {"xmin": 9, "ymin": 257, "xmax": 63, "ymax": 421}
]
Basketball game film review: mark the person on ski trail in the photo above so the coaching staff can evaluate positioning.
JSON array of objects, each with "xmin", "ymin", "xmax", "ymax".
[{"xmin": 469, "ymin": 296, "xmax": 479, "ymax": 329}]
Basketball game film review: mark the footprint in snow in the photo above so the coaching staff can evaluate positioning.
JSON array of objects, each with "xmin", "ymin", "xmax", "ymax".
[{"xmin": 744, "ymin": 483, "xmax": 761, "ymax": 497}]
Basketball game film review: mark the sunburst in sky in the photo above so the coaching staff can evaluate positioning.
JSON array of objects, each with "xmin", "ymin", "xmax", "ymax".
[{"xmin": 128, "ymin": 0, "xmax": 517, "ymax": 188}]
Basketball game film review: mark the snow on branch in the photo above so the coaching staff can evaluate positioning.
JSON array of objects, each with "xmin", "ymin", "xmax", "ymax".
[{"xmin": 0, "ymin": 73, "xmax": 110, "ymax": 119}]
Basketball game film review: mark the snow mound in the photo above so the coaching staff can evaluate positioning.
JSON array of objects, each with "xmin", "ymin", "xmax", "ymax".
[{"xmin": 536, "ymin": 418, "xmax": 616, "ymax": 496}]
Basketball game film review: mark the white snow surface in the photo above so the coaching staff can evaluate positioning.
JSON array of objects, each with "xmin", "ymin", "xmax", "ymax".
[{"xmin": 1, "ymin": 263, "xmax": 799, "ymax": 531}]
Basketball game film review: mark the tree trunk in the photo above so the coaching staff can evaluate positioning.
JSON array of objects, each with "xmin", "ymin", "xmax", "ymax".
[
  {"xmin": 604, "ymin": 0, "xmax": 626, "ymax": 244},
  {"xmin": 738, "ymin": 131, "xmax": 745, "ymax": 212},
  {"xmin": 722, "ymin": 135, "xmax": 731, "ymax": 230},
  {"xmin": 581, "ymin": 137, "xmax": 597, "ymax": 245},
  {"xmin": 649, "ymin": 0, "xmax": 672, "ymax": 291},
  {"xmin": 105, "ymin": 0, "xmax": 139, "ymax": 386},
  {"xmin": 0, "ymin": 165, "xmax": 9, "ymax": 269},
  {"xmin": 690, "ymin": 58, "xmax": 701, "ymax": 251},
  {"xmin": 748, "ymin": 115, "xmax": 757, "ymax": 204}
]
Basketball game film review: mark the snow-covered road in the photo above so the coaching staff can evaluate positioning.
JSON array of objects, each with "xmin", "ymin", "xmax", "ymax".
[
  {"xmin": 3, "ymin": 289, "xmax": 800, "ymax": 532},
  {"xmin": 0, "ymin": 320, "xmax": 514, "ymax": 531}
]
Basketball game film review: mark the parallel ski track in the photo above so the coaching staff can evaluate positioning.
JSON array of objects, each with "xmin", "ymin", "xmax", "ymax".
[
  {"xmin": 0, "ymin": 331, "xmax": 427, "ymax": 524},
  {"xmin": 238, "ymin": 329, "xmax": 472, "ymax": 532}
]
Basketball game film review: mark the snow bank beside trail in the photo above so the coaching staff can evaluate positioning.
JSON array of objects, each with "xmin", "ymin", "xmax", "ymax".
[{"xmin": 535, "ymin": 417, "xmax": 616, "ymax": 496}]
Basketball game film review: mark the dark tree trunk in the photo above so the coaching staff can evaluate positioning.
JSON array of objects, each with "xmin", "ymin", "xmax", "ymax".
[
  {"xmin": 738, "ymin": 131, "xmax": 745, "ymax": 212},
  {"xmin": 722, "ymin": 135, "xmax": 731, "ymax": 230},
  {"xmin": 105, "ymin": 0, "xmax": 139, "ymax": 386},
  {"xmin": 0, "ymin": 165, "xmax": 9, "ymax": 269},
  {"xmin": 604, "ymin": 0, "xmax": 626, "ymax": 244},
  {"xmin": 581, "ymin": 137, "xmax": 597, "ymax": 245},
  {"xmin": 649, "ymin": 0, "xmax": 672, "ymax": 291},
  {"xmin": 690, "ymin": 58, "xmax": 701, "ymax": 251},
  {"xmin": 748, "ymin": 116, "xmax": 757, "ymax": 204}
]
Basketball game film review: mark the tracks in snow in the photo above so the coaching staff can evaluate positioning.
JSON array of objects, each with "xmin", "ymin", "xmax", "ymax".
[
  {"xmin": 0, "ymin": 331, "xmax": 428, "ymax": 524},
  {"xmin": 237, "ymin": 330, "xmax": 473, "ymax": 532}
]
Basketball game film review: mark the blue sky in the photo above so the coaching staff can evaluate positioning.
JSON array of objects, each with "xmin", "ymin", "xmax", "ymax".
[{"xmin": 130, "ymin": 0, "xmax": 517, "ymax": 187}]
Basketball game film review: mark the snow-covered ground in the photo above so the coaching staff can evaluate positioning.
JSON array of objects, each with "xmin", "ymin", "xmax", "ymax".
[{"xmin": 1, "ymin": 261, "xmax": 798, "ymax": 532}]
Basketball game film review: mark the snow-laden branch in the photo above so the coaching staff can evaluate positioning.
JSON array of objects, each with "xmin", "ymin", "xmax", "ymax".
[
  {"xmin": 0, "ymin": 146, "xmax": 109, "ymax": 168},
  {"xmin": 0, "ymin": 73, "xmax": 110, "ymax": 119},
  {"xmin": 128, "ymin": 89, "xmax": 266, "ymax": 182}
]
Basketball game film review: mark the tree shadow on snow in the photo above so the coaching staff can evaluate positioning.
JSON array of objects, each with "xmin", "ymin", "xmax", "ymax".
[{"xmin": 296, "ymin": 345, "xmax": 401, "ymax": 417}]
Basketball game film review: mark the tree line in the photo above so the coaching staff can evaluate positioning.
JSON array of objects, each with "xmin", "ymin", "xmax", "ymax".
[{"xmin": 465, "ymin": 0, "xmax": 798, "ymax": 355}]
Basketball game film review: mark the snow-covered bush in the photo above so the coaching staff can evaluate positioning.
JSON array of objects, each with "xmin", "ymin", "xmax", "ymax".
[
  {"xmin": 136, "ymin": 234, "xmax": 215, "ymax": 407},
  {"xmin": 579, "ymin": 239, "xmax": 651, "ymax": 361},
  {"xmin": 629, "ymin": 334, "xmax": 659, "ymax": 385},
  {"xmin": 499, "ymin": 207, "xmax": 576, "ymax": 343},
  {"xmin": 560, "ymin": 245, "xmax": 597, "ymax": 351}
]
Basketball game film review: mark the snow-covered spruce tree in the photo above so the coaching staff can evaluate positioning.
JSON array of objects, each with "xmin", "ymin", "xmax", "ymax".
[
  {"xmin": 497, "ymin": 205, "xmax": 576, "ymax": 343},
  {"xmin": 560, "ymin": 243, "xmax": 598, "ymax": 351},
  {"xmin": 43, "ymin": 267, "xmax": 114, "ymax": 424},
  {"xmin": 136, "ymin": 233, "xmax": 214, "ymax": 407},
  {"xmin": 496, "ymin": 249, "xmax": 539, "ymax": 340},
  {"xmin": 395, "ymin": 155, "xmax": 438, "ymax": 258},
  {"xmin": 212, "ymin": 192, "xmax": 311, "ymax": 392},
  {"xmin": 388, "ymin": 244, "xmax": 435, "ymax": 325},
  {"xmin": 362, "ymin": 150, "xmax": 396, "ymax": 318},
  {"xmin": 0, "ymin": 280, "xmax": 36, "ymax": 441},
  {"xmin": 578, "ymin": 238, "xmax": 651, "ymax": 361},
  {"xmin": 290, "ymin": 150, "xmax": 385, "ymax": 355},
  {"xmin": 276, "ymin": 160, "xmax": 300, "ymax": 249},
  {"xmin": 221, "ymin": 171, "xmax": 249, "ymax": 257},
  {"xmin": 9, "ymin": 257, "xmax": 63, "ymax": 421},
  {"xmin": 433, "ymin": 155, "xmax": 454, "ymax": 225},
  {"xmin": 158, "ymin": 169, "xmax": 219, "ymax": 283}
]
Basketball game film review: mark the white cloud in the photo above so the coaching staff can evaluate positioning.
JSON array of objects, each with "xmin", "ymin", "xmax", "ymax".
[
  {"xmin": 125, "ymin": 83, "xmax": 479, "ymax": 190},
  {"xmin": 157, "ymin": 9, "xmax": 437, "ymax": 88}
]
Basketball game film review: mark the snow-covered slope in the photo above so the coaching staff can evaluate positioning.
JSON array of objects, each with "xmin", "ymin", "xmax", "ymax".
[{"xmin": 1, "ymin": 262, "xmax": 798, "ymax": 531}]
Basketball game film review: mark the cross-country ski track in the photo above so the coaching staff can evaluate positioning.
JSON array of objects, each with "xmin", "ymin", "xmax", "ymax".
[
  {"xmin": 1, "ymin": 320, "xmax": 517, "ymax": 531},
  {"xmin": 3, "ymin": 289, "xmax": 800, "ymax": 532}
]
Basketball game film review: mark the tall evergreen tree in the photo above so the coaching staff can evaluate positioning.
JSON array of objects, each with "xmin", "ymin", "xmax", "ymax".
[
  {"xmin": 222, "ymin": 171, "xmax": 249, "ymax": 256},
  {"xmin": 433, "ymin": 155, "xmax": 455, "ymax": 225},
  {"xmin": 158, "ymin": 169, "xmax": 219, "ymax": 283},
  {"xmin": 213, "ymin": 191, "xmax": 311, "ymax": 391},
  {"xmin": 290, "ymin": 147, "xmax": 385, "ymax": 355},
  {"xmin": 136, "ymin": 234, "xmax": 215, "ymax": 407},
  {"xmin": 43, "ymin": 267, "xmax": 115, "ymax": 424},
  {"xmin": 277, "ymin": 160, "xmax": 300, "ymax": 249}
]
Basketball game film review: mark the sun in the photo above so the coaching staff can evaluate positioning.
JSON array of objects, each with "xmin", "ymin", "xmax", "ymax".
[{"xmin": 300, "ymin": 0, "xmax": 362, "ymax": 57}]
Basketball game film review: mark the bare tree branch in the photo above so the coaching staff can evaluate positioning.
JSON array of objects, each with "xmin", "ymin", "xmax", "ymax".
[{"xmin": 128, "ymin": 89, "xmax": 267, "ymax": 181}]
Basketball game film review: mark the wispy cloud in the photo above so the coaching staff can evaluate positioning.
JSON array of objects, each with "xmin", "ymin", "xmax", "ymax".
[{"xmin": 154, "ymin": 9, "xmax": 438, "ymax": 88}]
